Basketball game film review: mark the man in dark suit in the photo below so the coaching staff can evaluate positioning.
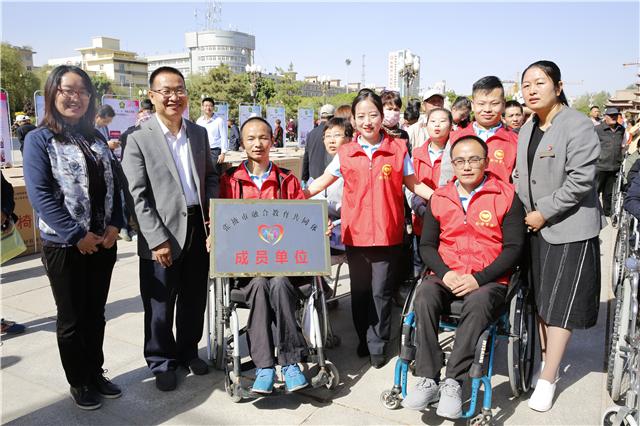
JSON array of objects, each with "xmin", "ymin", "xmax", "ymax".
[
  {"xmin": 121, "ymin": 66, "xmax": 219, "ymax": 391},
  {"xmin": 302, "ymin": 104, "xmax": 334, "ymax": 183}
]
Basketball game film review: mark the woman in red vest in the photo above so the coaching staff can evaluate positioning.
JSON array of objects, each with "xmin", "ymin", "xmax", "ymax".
[{"xmin": 305, "ymin": 89, "xmax": 434, "ymax": 368}]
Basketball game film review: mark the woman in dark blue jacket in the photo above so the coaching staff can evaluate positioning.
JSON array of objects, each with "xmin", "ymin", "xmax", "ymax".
[{"xmin": 23, "ymin": 65, "xmax": 124, "ymax": 410}]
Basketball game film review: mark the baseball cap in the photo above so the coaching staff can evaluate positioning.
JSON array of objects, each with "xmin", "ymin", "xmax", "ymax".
[
  {"xmin": 422, "ymin": 89, "xmax": 445, "ymax": 102},
  {"xmin": 604, "ymin": 107, "xmax": 620, "ymax": 116},
  {"xmin": 320, "ymin": 104, "xmax": 336, "ymax": 118}
]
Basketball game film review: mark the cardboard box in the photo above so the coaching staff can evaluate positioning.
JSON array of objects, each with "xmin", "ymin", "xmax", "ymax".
[
  {"xmin": 2, "ymin": 167, "xmax": 41, "ymax": 257},
  {"xmin": 223, "ymin": 148, "xmax": 304, "ymax": 180}
]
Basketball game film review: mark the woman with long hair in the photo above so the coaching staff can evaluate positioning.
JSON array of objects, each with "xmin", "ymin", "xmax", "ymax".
[{"xmin": 23, "ymin": 65, "xmax": 124, "ymax": 410}]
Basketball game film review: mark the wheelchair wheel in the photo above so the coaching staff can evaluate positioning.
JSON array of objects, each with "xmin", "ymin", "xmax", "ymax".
[
  {"xmin": 325, "ymin": 361, "xmax": 340, "ymax": 390},
  {"xmin": 213, "ymin": 277, "xmax": 226, "ymax": 371},
  {"xmin": 380, "ymin": 389, "xmax": 401, "ymax": 410},
  {"xmin": 612, "ymin": 224, "xmax": 629, "ymax": 294},
  {"xmin": 508, "ymin": 286, "xmax": 536, "ymax": 397},
  {"xmin": 602, "ymin": 405, "xmax": 639, "ymax": 426},
  {"xmin": 608, "ymin": 277, "xmax": 632, "ymax": 401}
]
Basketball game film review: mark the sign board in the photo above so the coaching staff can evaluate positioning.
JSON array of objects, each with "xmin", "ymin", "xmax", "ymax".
[
  {"xmin": 214, "ymin": 102, "xmax": 229, "ymax": 122},
  {"xmin": 297, "ymin": 108, "xmax": 314, "ymax": 147},
  {"xmin": 101, "ymin": 97, "xmax": 140, "ymax": 160},
  {"xmin": 210, "ymin": 199, "xmax": 330, "ymax": 277},
  {"xmin": 0, "ymin": 90, "xmax": 13, "ymax": 166},
  {"xmin": 239, "ymin": 104, "xmax": 262, "ymax": 127},
  {"xmin": 266, "ymin": 105, "xmax": 285, "ymax": 135}
]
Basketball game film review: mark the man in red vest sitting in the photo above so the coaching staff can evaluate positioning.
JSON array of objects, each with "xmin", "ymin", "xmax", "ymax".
[
  {"xmin": 402, "ymin": 135, "xmax": 525, "ymax": 419},
  {"xmin": 219, "ymin": 117, "xmax": 308, "ymax": 395}
]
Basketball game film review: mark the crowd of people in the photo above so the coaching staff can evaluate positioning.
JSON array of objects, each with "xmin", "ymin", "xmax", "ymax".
[{"xmin": 5, "ymin": 58, "xmax": 638, "ymax": 421}]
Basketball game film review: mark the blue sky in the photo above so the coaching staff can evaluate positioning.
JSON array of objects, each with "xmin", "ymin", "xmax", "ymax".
[{"xmin": 2, "ymin": 1, "xmax": 639, "ymax": 97}]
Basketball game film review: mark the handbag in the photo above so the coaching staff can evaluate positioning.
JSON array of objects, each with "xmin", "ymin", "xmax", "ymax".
[{"xmin": 1, "ymin": 220, "xmax": 27, "ymax": 264}]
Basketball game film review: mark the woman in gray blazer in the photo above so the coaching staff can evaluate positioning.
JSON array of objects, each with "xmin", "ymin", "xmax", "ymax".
[{"xmin": 514, "ymin": 60, "xmax": 604, "ymax": 413}]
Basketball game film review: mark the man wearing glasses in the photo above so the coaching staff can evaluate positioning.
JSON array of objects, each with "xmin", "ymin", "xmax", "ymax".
[
  {"xmin": 121, "ymin": 66, "xmax": 219, "ymax": 392},
  {"xmin": 401, "ymin": 135, "xmax": 525, "ymax": 419}
]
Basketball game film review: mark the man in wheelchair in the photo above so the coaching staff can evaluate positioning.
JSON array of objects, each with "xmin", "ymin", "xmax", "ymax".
[
  {"xmin": 219, "ymin": 117, "xmax": 309, "ymax": 394},
  {"xmin": 402, "ymin": 135, "xmax": 525, "ymax": 419}
]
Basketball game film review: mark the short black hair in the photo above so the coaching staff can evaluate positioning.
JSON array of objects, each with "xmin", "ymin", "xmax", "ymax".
[
  {"xmin": 472, "ymin": 76, "xmax": 504, "ymax": 96},
  {"xmin": 452, "ymin": 96, "xmax": 472, "ymax": 111},
  {"xmin": 240, "ymin": 116, "xmax": 273, "ymax": 138},
  {"xmin": 451, "ymin": 135, "xmax": 489, "ymax": 158},
  {"xmin": 149, "ymin": 66, "xmax": 185, "ymax": 88},
  {"xmin": 201, "ymin": 97, "xmax": 215, "ymax": 106},
  {"xmin": 140, "ymin": 99, "xmax": 153, "ymax": 111},
  {"xmin": 504, "ymin": 100, "xmax": 523, "ymax": 113},
  {"xmin": 97, "ymin": 104, "xmax": 115, "ymax": 118},
  {"xmin": 404, "ymin": 99, "xmax": 422, "ymax": 121},
  {"xmin": 590, "ymin": 105, "xmax": 600, "ymax": 111},
  {"xmin": 323, "ymin": 117, "xmax": 354, "ymax": 139}
]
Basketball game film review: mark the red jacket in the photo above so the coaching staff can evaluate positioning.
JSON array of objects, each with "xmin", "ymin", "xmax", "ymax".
[
  {"xmin": 340, "ymin": 132, "xmax": 406, "ymax": 246},
  {"xmin": 220, "ymin": 162, "xmax": 305, "ymax": 200},
  {"xmin": 450, "ymin": 124, "xmax": 517, "ymax": 183},
  {"xmin": 429, "ymin": 174, "xmax": 515, "ymax": 284},
  {"xmin": 412, "ymin": 141, "xmax": 445, "ymax": 236}
]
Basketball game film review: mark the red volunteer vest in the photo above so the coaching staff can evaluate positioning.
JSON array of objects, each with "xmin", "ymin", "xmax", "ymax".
[
  {"xmin": 429, "ymin": 174, "xmax": 515, "ymax": 284},
  {"xmin": 412, "ymin": 141, "xmax": 445, "ymax": 236},
  {"xmin": 340, "ymin": 132, "xmax": 406, "ymax": 246},
  {"xmin": 451, "ymin": 125, "xmax": 517, "ymax": 183},
  {"xmin": 219, "ymin": 163, "xmax": 305, "ymax": 200}
]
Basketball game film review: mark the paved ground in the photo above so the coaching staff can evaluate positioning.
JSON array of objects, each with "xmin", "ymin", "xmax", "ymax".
[{"xmin": 0, "ymin": 222, "xmax": 620, "ymax": 425}]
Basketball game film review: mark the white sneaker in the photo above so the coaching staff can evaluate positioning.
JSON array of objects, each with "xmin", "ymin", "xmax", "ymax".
[
  {"xmin": 531, "ymin": 361, "xmax": 559, "ymax": 389},
  {"xmin": 528, "ymin": 379, "xmax": 556, "ymax": 412}
]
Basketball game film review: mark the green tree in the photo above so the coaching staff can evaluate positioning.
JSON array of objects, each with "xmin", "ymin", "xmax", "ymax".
[
  {"xmin": 90, "ymin": 74, "xmax": 113, "ymax": 100},
  {"xmin": 445, "ymin": 90, "xmax": 459, "ymax": 106},
  {"xmin": 186, "ymin": 65, "xmax": 252, "ymax": 121},
  {"xmin": 572, "ymin": 91, "xmax": 610, "ymax": 115},
  {"xmin": 0, "ymin": 43, "xmax": 40, "ymax": 115},
  {"xmin": 272, "ymin": 71, "xmax": 303, "ymax": 117}
]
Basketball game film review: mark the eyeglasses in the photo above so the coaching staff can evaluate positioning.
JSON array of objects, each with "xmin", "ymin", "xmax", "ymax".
[
  {"xmin": 149, "ymin": 88, "xmax": 188, "ymax": 98},
  {"xmin": 324, "ymin": 133, "xmax": 346, "ymax": 140},
  {"xmin": 57, "ymin": 87, "xmax": 91, "ymax": 99},
  {"xmin": 451, "ymin": 157, "xmax": 486, "ymax": 169}
]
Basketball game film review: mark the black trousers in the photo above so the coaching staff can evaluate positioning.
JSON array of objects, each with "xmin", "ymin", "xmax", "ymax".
[
  {"xmin": 42, "ymin": 243, "xmax": 117, "ymax": 387},
  {"xmin": 597, "ymin": 170, "xmax": 618, "ymax": 215},
  {"xmin": 139, "ymin": 210, "xmax": 209, "ymax": 374},
  {"xmin": 414, "ymin": 276, "xmax": 506, "ymax": 381},
  {"xmin": 210, "ymin": 147, "xmax": 223, "ymax": 175},
  {"xmin": 345, "ymin": 245, "xmax": 401, "ymax": 355},
  {"xmin": 236, "ymin": 276, "xmax": 308, "ymax": 368}
]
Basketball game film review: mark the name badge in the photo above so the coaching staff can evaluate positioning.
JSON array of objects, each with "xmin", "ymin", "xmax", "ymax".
[{"xmin": 539, "ymin": 151, "xmax": 555, "ymax": 158}]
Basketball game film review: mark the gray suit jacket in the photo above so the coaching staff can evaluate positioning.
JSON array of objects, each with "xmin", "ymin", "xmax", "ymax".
[
  {"xmin": 513, "ymin": 107, "xmax": 604, "ymax": 244},
  {"xmin": 121, "ymin": 115, "xmax": 219, "ymax": 260}
]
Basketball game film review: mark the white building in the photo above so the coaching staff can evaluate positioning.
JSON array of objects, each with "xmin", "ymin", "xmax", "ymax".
[
  {"xmin": 146, "ymin": 29, "xmax": 255, "ymax": 77},
  {"xmin": 387, "ymin": 50, "xmax": 421, "ymax": 98},
  {"xmin": 48, "ymin": 37, "xmax": 148, "ymax": 87}
]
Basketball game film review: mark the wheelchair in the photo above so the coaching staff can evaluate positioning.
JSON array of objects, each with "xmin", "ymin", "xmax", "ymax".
[
  {"xmin": 603, "ymin": 214, "xmax": 640, "ymax": 425},
  {"xmin": 206, "ymin": 275, "xmax": 340, "ymax": 402},
  {"xmin": 612, "ymin": 153, "xmax": 629, "ymax": 229},
  {"xmin": 380, "ymin": 269, "xmax": 536, "ymax": 425}
]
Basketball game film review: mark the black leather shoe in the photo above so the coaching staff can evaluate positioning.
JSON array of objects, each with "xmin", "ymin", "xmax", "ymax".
[
  {"xmin": 70, "ymin": 386, "xmax": 102, "ymax": 410},
  {"xmin": 155, "ymin": 370, "xmax": 177, "ymax": 391},
  {"xmin": 186, "ymin": 358, "xmax": 209, "ymax": 376},
  {"xmin": 357, "ymin": 342, "xmax": 370, "ymax": 358},
  {"xmin": 92, "ymin": 371, "xmax": 122, "ymax": 398},
  {"xmin": 370, "ymin": 354, "xmax": 387, "ymax": 369}
]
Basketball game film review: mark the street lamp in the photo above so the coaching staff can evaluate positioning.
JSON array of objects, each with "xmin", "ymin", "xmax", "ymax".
[
  {"xmin": 245, "ymin": 63, "xmax": 262, "ymax": 105},
  {"xmin": 138, "ymin": 88, "xmax": 148, "ymax": 101},
  {"xmin": 400, "ymin": 50, "xmax": 420, "ymax": 102},
  {"xmin": 319, "ymin": 75, "xmax": 331, "ymax": 104}
]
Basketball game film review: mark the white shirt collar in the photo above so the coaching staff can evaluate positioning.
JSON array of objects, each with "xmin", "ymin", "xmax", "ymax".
[{"xmin": 155, "ymin": 113, "xmax": 185, "ymax": 139}]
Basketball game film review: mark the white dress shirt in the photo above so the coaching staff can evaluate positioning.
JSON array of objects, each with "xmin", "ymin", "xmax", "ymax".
[
  {"xmin": 155, "ymin": 114, "xmax": 200, "ymax": 206},
  {"xmin": 196, "ymin": 114, "xmax": 228, "ymax": 152}
]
